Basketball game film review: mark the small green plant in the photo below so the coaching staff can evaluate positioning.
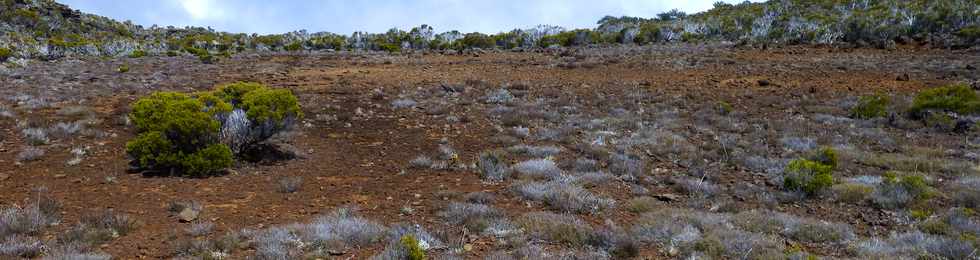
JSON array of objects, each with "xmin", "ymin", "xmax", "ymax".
[
  {"xmin": 784, "ymin": 159, "xmax": 834, "ymax": 196},
  {"xmin": 284, "ymin": 42, "xmax": 303, "ymax": 51},
  {"xmin": 882, "ymin": 172, "xmax": 934, "ymax": 201},
  {"xmin": 924, "ymin": 112, "xmax": 956, "ymax": 130},
  {"xmin": 850, "ymin": 94, "xmax": 889, "ymax": 119},
  {"xmin": 909, "ymin": 84, "xmax": 980, "ymax": 118},
  {"xmin": 0, "ymin": 47, "xmax": 11, "ymax": 61},
  {"xmin": 184, "ymin": 46, "xmax": 215, "ymax": 64},
  {"xmin": 717, "ymin": 101, "xmax": 734, "ymax": 115},
  {"xmin": 831, "ymin": 183, "xmax": 872, "ymax": 204},
  {"xmin": 117, "ymin": 64, "xmax": 129, "ymax": 73},
  {"xmin": 128, "ymin": 49, "xmax": 146, "ymax": 58},
  {"xmin": 400, "ymin": 234, "xmax": 427, "ymax": 260},
  {"xmin": 805, "ymin": 146, "xmax": 838, "ymax": 169}
]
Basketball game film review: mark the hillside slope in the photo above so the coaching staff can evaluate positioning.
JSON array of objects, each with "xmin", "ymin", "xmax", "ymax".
[{"xmin": 0, "ymin": 0, "xmax": 978, "ymax": 62}]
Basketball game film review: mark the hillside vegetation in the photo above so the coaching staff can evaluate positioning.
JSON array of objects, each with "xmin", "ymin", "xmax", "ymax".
[{"xmin": 1, "ymin": 0, "xmax": 977, "ymax": 61}]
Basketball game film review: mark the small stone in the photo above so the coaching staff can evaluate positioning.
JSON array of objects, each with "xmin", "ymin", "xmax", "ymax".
[
  {"xmin": 757, "ymin": 79, "xmax": 771, "ymax": 87},
  {"xmin": 653, "ymin": 193, "xmax": 682, "ymax": 202},
  {"xmin": 0, "ymin": 173, "xmax": 8, "ymax": 181},
  {"xmin": 896, "ymin": 73, "xmax": 910, "ymax": 81},
  {"xmin": 463, "ymin": 244, "xmax": 473, "ymax": 252},
  {"xmin": 178, "ymin": 208, "xmax": 200, "ymax": 222}
]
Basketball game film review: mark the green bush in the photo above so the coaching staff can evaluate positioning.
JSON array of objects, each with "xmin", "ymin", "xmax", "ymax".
[
  {"xmin": 126, "ymin": 83, "xmax": 300, "ymax": 176},
  {"xmin": 882, "ymin": 172, "xmax": 934, "ymax": 201},
  {"xmin": 909, "ymin": 84, "xmax": 980, "ymax": 117},
  {"xmin": 126, "ymin": 92, "xmax": 231, "ymax": 176},
  {"xmin": 400, "ymin": 235, "xmax": 427, "ymax": 260},
  {"xmin": 956, "ymin": 25, "xmax": 980, "ymax": 42},
  {"xmin": 851, "ymin": 94, "xmax": 890, "ymax": 119},
  {"xmin": 0, "ymin": 47, "xmax": 11, "ymax": 61},
  {"xmin": 117, "ymin": 64, "xmax": 129, "ymax": 73},
  {"xmin": 284, "ymin": 42, "xmax": 303, "ymax": 52},
  {"xmin": 240, "ymin": 87, "xmax": 302, "ymax": 126},
  {"xmin": 128, "ymin": 49, "xmax": 146, "ymax": 58},
  {"xmin": 805, "ymin": 146, "xmax": 838, "ymax": 169},
  {"xmin": 184, "ymin": 47, "xmax": 215, "ymax": 64},
  {"xmin": 784, "ymin": 159, "xmax": 834, "ymax": 196}
]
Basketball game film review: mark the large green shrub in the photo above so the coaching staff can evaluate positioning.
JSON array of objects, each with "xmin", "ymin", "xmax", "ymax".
[
  {"xmin": 127, "ymin": 83, "xmax": 300, "ymax": 176},
  {"xmin": 909, "ymin": 84, "xmax": 980, "ymax": 117},
  {"xmin": 126, "ymin": 92, "xmax": 230, "ymax": 176}
]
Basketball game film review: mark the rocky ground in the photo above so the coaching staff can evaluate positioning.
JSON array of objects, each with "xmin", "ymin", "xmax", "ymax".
[{"xmin": 1, "ymin": 44, "xmax": 979, "ymax": 259}]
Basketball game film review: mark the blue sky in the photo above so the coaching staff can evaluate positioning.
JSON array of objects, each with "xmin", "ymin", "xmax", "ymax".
[{"xmin": 60, "ymin": 0, "xmax": 757, "ymax": 34}]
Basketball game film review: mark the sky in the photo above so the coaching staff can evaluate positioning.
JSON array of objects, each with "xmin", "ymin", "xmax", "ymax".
[{"xmin": 59, "ymin": 0, "xmax": 757, "ymax": 35}]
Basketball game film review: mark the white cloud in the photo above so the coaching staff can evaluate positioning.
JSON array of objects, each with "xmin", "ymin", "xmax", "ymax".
[{"xmin": 175, "ymin": 0, "xmax": 226, "ymax": 21}]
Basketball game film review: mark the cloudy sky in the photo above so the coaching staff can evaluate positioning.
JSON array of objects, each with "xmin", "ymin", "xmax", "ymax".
[{"xmin": 60, "ymin": 0, "xmax": 756, "ymax": 34}]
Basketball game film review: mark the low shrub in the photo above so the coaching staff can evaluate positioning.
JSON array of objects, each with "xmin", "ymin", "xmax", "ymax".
[
  {"xmin": 832, "ymin": 183, "xmax": 872, "ymax": 204},
  {"xmin": 851, "ymin": 94, "xmax": 889, "ymax": 119},
  {"xmin": 126, "ymin": 82, "xmax": 301, "ymax": 176},
  {"xmin": 128, "ymin": 49, "xmax": 146, "ymax": 58},
  {"xmin": 908, "ymin": 84, "xmax": 980, "ymax": 118},
  {"xmin": 805, "ymin": 146, "xmax": 838, "ymax": 169},
  {"xmin": 284, "ymin": 42, "xmax": 303, "ymax": 52},
  {"xmin": 400, "ymin": 235, "xmax": 427, "ymax": 260},
  {"xmin": 783, "ymin": 159, "xmax": 834, "ymax": 196},
  {"xmin": 871, "ymin": 172, "xmax": 934, "ymax": 209},
  {"xmin": 0, "ymin": 47, "xmax": 12, "ymax": 61},
  {"xmin": 517, "ymin": 211, "xmax": 595, "ymax": 246},
  {"xmin": 117, "ymin": 64, "xmax": 129, "ymax": 73},
  {"xmin": 476, "ymin": 151, "xmax": 510, "ymax": 181}
]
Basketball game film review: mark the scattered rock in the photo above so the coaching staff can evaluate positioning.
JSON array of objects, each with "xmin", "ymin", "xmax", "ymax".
[
  {"xmin": 178, "ymin": 208, "xmax": 200, "ymax": 222},
  {"xmin": 757, "ymin": 79, "xmax": 771, "ymax": 87},
  {"xmin": 0, "ymin": 173, "xmax": 8, "ymax": 182},
  {"xmin": 896, "ymin": 73, "xmax": 910, "ymax": 81},
  {"xmin": 653, "ymin": 193, "xmax": 682, "ymax": 202}
]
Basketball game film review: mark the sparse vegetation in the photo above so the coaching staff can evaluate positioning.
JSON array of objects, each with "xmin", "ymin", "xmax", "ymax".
[
  {"xmin": 276, "ymin": 176, "xmax": 303, "ymax": 193},
  {"xmin": 0, "ymin": 2, "xmax": 978, "ymax": 258}
]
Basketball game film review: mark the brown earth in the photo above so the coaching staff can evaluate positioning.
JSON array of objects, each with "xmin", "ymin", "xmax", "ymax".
[{"xmin": 0, "ymin": 44, "xmax": 978, "ymax": 259}]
